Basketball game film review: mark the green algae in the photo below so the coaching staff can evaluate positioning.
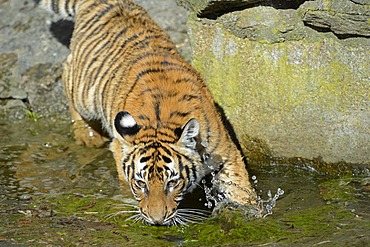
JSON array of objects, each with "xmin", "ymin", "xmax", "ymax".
[
  {"xmin": 320, "ymin": 177, "xmax": 370, "ymax": 204},
  {"xmin": 4, "ymin": 184, "xmax": 363, "ymax": 247}
]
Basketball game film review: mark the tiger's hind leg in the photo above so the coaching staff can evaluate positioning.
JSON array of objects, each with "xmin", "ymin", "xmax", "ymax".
[
  {"xmin": 69, "ymin": 105, "xmax": 109, "ymax": 148},
  {"xmin": 63, "ymin": 56, "xmax": 109, "ymax": 148}
]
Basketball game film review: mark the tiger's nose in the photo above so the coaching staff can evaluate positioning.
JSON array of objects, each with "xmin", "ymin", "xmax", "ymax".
[{"xmin": 150, "ymin": 214, "xmax": 165, "ymax": 225}]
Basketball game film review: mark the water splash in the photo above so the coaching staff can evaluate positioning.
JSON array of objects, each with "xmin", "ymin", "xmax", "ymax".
[
  {"xmin": 257, "ymin": 188, "xmax": 285, "ymax": 218},
  {"xmin": 201, "ymin": 172, "xmax": 284, "ymax": 218},
  {"xmin": 202, "ymin": 178, "xmax": 224, "ymax": 209}
]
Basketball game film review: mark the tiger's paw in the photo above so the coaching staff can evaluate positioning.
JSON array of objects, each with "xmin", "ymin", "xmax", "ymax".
[
  {"xmin": 72, "ymin": 120, "xmax": 109, "ymax": 148},
  {"xmin": 216, "ymin": 177, "xmax": 257, "ymax": 206},
  {"xmin": 225, "ymin": 187, "xmax": 257, "ymax": 206}
]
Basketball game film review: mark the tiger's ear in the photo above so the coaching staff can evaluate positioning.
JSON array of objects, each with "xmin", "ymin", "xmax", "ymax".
[
  {"xmin": 177, "ymin": 118, "xmax": 200, "ymax": 149},
  {"xmin": 114, "ymin": 111, "xmax": 141, "ymax": 142}
]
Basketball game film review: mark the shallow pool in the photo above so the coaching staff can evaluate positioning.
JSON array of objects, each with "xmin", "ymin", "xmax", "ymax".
[{"xmin": 1, "ymin": 117, "xmax": 369, "ymax": 246}]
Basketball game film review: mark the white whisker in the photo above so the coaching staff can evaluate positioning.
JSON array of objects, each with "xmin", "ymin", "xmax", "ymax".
[
  {"xmin": 172, "ymin": 208, "xmax": 211, "ymax": 225},
  {"xmin": 104, "ymin": 202, "xmax": 141, "ymax": 223},
  {"xmin": 126, "ymin": 213, "xmax": 143, "ymax": 223},
  {"xmin": 178, "ymin": 208, "xmax": 210, "ymax": 216},
  {"xmin": 111, "ymin": 203, "xmax": 140, "ymax": 209}
]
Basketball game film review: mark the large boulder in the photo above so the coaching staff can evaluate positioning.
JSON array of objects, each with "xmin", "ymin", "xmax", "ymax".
[{"xmin": 181, "ymin": 0, "xmax": 370, "ymax": 164}]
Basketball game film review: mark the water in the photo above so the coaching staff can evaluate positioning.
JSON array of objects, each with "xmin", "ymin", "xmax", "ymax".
[{"xmin": 1, "ymin": 117, "xmax": 369, "ymax": 246}]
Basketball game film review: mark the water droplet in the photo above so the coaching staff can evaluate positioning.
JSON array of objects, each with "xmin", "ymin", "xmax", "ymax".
[
  {"xmin": 44, "ymin": 142, "xmax": 52, "ymax": 148},
  {"xmin": 256, "ymin": 187, "xmax": 285, "ymax": 218},
  {"xmin": 277, "ymin": 188, "xmax": 285, "ymax": 196}
]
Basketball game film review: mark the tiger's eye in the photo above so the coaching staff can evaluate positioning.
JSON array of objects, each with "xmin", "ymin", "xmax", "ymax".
[
  {"xmin": 167, "ymin": 179, "xmax": 178, "ymax": 188},
  {"xmin": 136, "ymin": 180, "xmax": 146, "ymax": 188}
]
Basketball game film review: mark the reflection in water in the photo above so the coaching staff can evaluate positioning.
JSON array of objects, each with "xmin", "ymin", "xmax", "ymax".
[{"xmin": 0, "ymin": 120, "xmax": 132, "ymax": 203}]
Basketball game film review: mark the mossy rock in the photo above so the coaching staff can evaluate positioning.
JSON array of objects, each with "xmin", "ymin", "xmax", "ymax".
[{"xmin": 187, "ymin": 9, "xmax": 370, "ymax": 165}]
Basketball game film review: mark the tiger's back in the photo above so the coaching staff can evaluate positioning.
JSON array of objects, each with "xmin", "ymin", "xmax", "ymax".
[
  {"xmin": 65, "ymin": 0, "xmax": 180, "ymax": 134},
  {"xmin": 39, "ymin": 0, "xmax": 256, "ymax": 225}
]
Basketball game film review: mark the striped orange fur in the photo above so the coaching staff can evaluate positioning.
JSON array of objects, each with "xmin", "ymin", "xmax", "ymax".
[{"xmin": 39, "ymin": 0, "xmax": 256, "ymax": 225}]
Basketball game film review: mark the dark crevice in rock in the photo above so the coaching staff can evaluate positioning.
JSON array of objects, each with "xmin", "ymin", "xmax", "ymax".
[
  {"xmin": 196, "ymin": 0, "xmax": 307, "ymax": 19},
  {"xmin": 198, "ymin": 3, "xmax": 257, "ymax": 19},
  {"xmin": 350, "ymin": 0, "xmax": 370, "ymax": 4},
  {"xmin": 303, "ymin": 22, "xmax": 370, "ymax": 40},
  {"xmin": 259, "ymin": 0, "xmax": 307, "ymax": 10},
  {"xmin": 21, "ymin": 97, "xmax": 32, "ymax": 110}
]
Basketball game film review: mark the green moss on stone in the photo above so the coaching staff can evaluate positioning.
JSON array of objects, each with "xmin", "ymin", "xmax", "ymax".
[{"xmin": 188, "ymin": 15, "xmax": 370, "ymax": 165}]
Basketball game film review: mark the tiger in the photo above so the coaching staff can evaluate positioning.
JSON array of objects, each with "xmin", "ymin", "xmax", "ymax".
[{"xmin": 38, "ymin": 0, "xmax": 257, "ymax": 225}]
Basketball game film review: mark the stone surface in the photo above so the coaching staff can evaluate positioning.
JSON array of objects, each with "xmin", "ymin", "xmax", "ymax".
[
  {"xmin": 0, "ymin": 0, "xmax": 71, "ymax": 120},
  {"xmin": 217, "ymin": 7, "xmax": 308, "ymax": 42},
  {"xmin": 299, "ymin": 0, "xmax": 370, "ymax": 37},
  {"xmin": 187, "ymin": 3, "xmax": 370, "ymax": 164}
]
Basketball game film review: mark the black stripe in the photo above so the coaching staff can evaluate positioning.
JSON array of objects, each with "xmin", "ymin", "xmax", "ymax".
[
  {"xmin": 184, "ymin": 165, "xmax": 191, "ymax": 182},
  {"xmin": 52, "ymin": 0, "xmax": 59, "ymax": 14},
  {"xmin": 65, "ymin": 0, "xmax": 72, "ymax": 17},
  {"xmin": 134, "ymin": 138, "xmax": 177, "ymax": 146},
  {"xmin": 177, "ymin": 154, "xmax": 184, "ymax": 174},
  {"xmin": 182, "ymin": 155, "xmax": 198, "ymax": 182},
  {"xmin": 155, "ymin": 102, "xmax": 160, "ymax": 122},
  {"xmin": 81, "ymin": 25, "xmax": 127, "ymax": 69},
  {"xmin": 71, "ymin": 2, "xmax": 116, "ymax": 75},
  {"xmin": 98, "ymin": 31, "xmax": 144, "ymax": 110},
  {"xmin": 96, "ymin": 31, "xmax": 144, "ymax": 114},
  {"xmin": 75, "ymin": 7, "xmax": 122, "ymax": 101},
  {"xmin": 138, "ymin": 114, "xmax": 150, "ymax": 121},
  {"xmin": 126, "ymin": 160, "xmax": 134, "ymax": 180},
  {"xmin": 133, "ymin": 66, "xmax": 196, "ymax": 87},
  {"xmin": 126, "ymin": 51, "xmax": 179, "ymax": 70},
  {"xmin": 77, "ymin": 3, "xmax": 116, "ymax": 35},
  {"xmin": 112, "ymin": 26, "xmax": 131, "ymax": 43},
  {"xmin": 121, "ymin": 161, "xmax": 126, "ymax": 175},
  {"xmin": 169, "ymin": 111, "xmax": 189, "ymax": 118},
  {"xmin": 181, "ymin": 94, "xmax": 201, "ymax": 102},
  {"xmin": 174, "ymin": 78, "xmax": 194, "ymax": 84},
  {"xmin": 134, "ymin": 68, "xmax": 163, "ymax": 84},
  {"xmin": 153, "ymin": 93, "xmax": 164, "ymax": 100},
  {"xmin": 130, "ymin": 34, "xmax": 164, "ymax": 49},
  {"xmin": 78, "ymin": 17, "xmax": 122, "ymax": 89},
  {"xmin": 157, "ymin": 132, "xmax": 177, "ymax": 143},
  {"xmin": 138, "ymin": 87, "xmax": 160, "ymax": 96},
  {"xmin": 159, "ymin": 144, "xmax": 173, "ymax": 157}
]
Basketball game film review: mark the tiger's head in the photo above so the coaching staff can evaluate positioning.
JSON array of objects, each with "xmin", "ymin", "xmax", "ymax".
[{"xmin": 111, "ymin": 111, "xmax": 205, "ymax": 225}]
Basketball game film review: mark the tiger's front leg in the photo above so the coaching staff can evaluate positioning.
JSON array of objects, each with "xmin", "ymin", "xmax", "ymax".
[
  {"xmin": 216, "ymin": 160, "xmax": 257, "ymax": 206},
  {"xmin": 69, "ymin": 105, "xmax": 109, "ymax": 148}
]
